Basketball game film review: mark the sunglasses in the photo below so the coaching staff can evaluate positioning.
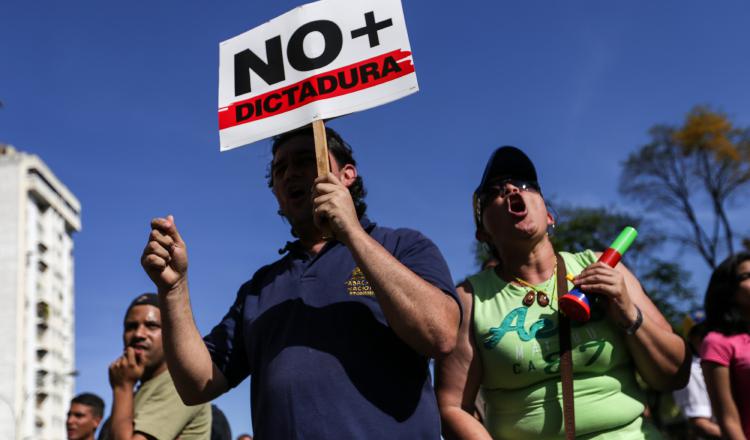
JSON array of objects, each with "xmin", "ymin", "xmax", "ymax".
[
  {"xmin": 479, "ymin": 179, "xmax": 540, "ymax": 205},
  {"xmin": 738, "ymin": 272, "xmax": 750, "ymax": 282}
]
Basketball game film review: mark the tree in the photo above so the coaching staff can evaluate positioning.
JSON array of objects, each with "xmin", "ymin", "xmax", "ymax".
[{"xmin": 619, "ymin": 106, "xmax": 750, "ymax": 269}]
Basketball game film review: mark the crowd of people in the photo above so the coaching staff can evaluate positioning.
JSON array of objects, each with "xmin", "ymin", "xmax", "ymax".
[{"xmin": 66, "ymin": 125, "xmax": 750, "ymax": 439}]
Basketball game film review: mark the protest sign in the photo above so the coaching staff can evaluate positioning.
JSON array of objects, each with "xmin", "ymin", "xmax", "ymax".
[{"xmin": 218, "ymin": 0, "xmax": 418, "ymax": 151}]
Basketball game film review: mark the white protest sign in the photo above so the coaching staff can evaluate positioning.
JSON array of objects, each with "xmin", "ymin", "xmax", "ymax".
[{"xmin": 218, "ymin": 0, "xmax": 418, "ymax": 151}]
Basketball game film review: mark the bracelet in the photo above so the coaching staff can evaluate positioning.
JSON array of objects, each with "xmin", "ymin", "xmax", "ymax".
[{"xmin": 622, "ymin": 305, "xmax": 643, "ymax": 335}]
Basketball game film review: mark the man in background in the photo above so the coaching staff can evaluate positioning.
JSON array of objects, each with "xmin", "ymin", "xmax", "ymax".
[
  {"xmin": 66, "ymin": 392, "xmax": 104, "ymax": 440},
  {"xmin": 105, "ymin": 293, "xmax": 211, "ymax": 439}
]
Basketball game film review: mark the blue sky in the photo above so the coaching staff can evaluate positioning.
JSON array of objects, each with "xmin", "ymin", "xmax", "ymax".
[{"xmin": 2, "ymin": 0, "xmax": 749, "ymax": 435}]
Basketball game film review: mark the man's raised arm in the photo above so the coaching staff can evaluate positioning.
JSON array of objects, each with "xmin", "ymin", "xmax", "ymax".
[{"xmin": 141, "ymin": 215, "xmax": 228, "ymax": 404}]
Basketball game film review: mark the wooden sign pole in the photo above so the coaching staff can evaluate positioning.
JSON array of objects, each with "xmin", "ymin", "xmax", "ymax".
[
  {"xmin": 312, "ymin": 119, "xmax": 333, "ymax": 239},
  {"xmin": 312, "ymin": 119, "xmax": 330, "ymax": 177}
]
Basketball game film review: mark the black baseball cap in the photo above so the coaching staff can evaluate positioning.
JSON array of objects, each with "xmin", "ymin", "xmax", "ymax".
[
  {"xmin": 124, "ymin": 293, "xmax": 159, "ymax": 321},
  {"xmin": 473, "ymin": 146, "xmax": 540, "ymax": 226},
  {"xmin": 475, "ymin": 146, "xmax": 539, "ymax": 196}
]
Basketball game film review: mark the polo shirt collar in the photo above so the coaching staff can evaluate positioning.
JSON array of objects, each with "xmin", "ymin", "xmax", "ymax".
[{"xmin": 280, "ymin": 215, "xmax": 376, "ymax": 257}]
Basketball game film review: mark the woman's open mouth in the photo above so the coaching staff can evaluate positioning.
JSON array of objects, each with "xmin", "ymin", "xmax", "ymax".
[{"xmin": 507, "ymin": 193, "xmax": 527, "ymax": 217}]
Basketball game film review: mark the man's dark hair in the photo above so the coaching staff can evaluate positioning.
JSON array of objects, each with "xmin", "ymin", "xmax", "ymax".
[
  {"xmin": 267, "ymin": 125, "xmax": 367, "ymax": 218},
  {"xmin": 71, "ymin": 393, "xmax": 105, "ymax": 418},
  {"xmin": 688, "ymin": 321, "xmax": 710, "ymax": 340},
  {"xmin": 686, "ymin": 321, "xmax": 709, "ymax": 355},
  {"xmin": 211, "ymin": 404, "xmax": 232, "ymax": 440},
  {"xmin": 704, "ymin": 252, "xmax": 750, "ymax": 335}
]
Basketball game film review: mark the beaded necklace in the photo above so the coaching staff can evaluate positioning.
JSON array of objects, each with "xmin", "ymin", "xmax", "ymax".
[{"xmin": 514, "ymin": 264, "xmax": 557, "ymax": 308}]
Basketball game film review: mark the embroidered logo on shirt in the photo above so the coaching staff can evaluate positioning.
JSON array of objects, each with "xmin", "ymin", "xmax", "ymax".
[{"xmin": 345, "ymin": 267, "xmax": 375, "ymax": 296}]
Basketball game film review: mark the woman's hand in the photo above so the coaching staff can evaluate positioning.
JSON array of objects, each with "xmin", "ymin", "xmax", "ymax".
[{"xmin": 573, "ymin": 262, "xmax": 639, "ymax": 329}]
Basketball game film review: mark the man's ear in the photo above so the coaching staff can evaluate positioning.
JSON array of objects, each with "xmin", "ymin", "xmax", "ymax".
[
  {"xmin": 546, "ymin": 211, "xmax": 555, "ymax": 226},
  {"xmin": 93, "ymin": 415, "xmax": 102, "ymax": 429},
  {"xmin": 339, "ymin": 163, "xmax": 358, "ymax": 187}
]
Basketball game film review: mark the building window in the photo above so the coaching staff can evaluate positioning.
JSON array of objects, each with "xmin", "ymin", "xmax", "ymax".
[{"xmin": 36, "ymin": 301, "xmax": 50, "ymax": 320}]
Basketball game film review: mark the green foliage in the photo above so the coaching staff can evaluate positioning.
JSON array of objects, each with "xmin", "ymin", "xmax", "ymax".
[{"xmin": 550, "ymin": 206, "xmax": 646, "ymax": 256}]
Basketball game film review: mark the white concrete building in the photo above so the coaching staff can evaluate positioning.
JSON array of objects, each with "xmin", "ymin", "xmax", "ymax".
[{"xmin": 0, "ymin": 145, "xmax": 81, "ymax": 440}]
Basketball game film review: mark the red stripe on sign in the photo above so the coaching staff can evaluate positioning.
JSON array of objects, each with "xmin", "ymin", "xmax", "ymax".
[{"xmin": 219, "ymin": 49, "xmax": 415, "ymax": 130}]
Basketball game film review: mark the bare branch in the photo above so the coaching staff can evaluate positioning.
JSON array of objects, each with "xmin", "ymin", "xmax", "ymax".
[{"xmin": 619, "ymin": 107, "xmax": 750, "ymax": 269}]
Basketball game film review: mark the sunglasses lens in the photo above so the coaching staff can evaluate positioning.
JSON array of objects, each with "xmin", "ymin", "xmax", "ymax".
[{"xmin": 482, "ymin": 179, "xmax": 538, "ymax": 199}]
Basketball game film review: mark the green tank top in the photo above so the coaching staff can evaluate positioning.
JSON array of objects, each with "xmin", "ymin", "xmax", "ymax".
[{"xmin": 469, "ymin": 250, "xmax": 660, "ymax": 439}]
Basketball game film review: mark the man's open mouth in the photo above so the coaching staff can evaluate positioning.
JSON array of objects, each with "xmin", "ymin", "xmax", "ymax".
[{"xmin": 287, "ymin": 185, "xmax": 307, "ymax": 202}]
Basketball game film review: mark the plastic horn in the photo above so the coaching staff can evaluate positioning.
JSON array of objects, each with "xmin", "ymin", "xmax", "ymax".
[{"xmin": 558, "ymin": 226, "xmax": 638, "ymax": 322}]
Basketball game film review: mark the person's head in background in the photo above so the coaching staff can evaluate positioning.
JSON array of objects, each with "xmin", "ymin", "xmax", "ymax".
[
  {"xmin": 687, "ymin": 322, "xmax": 710, "ymax": 356},
  {"xmin": 122, "ymin": 293, "xmax": 167, "ymax": 381},
  {"xmin": 211, "ymin": 404, "xmax": 232, "ymax": 440},
  {"xmin": 66, "ymin": 393, "xmax": 104, "ymax": 440},
  {"xmin": 704, "ymin": 252, "xmax": 750, "ymax": 335}
]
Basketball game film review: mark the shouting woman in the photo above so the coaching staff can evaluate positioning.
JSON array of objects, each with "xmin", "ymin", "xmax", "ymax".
[{"xmin": 436, "ymin": 146, "xmax": 689, "ymax": 439}]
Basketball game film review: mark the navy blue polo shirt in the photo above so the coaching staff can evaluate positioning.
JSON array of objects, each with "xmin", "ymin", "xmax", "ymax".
[{"xmin": 203, "ymin": 217, "xmax": 459, "ymax": 439}]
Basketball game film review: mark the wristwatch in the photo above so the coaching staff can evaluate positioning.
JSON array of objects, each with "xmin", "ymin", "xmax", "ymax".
[{"xmin": 622, "ymin": 305, "xmax": 643, "ymax": 335}]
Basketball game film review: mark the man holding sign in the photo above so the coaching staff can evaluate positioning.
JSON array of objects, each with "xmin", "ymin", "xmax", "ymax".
[
  {"xmin": 142, "ymin": 0, "xmax": 460, "ymax": 435},
  {"xmin": 141, "ymin": 126, "xmax": 460, "ymax": 437}
]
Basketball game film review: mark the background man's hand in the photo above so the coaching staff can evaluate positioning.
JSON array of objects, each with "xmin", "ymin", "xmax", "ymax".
[
  {"xmin": 141, "ymin": 215, "xmax": 188, "ymax": 293},
  {"xmin": 312, "ymin": 173, "xmax": 362, "ymax": 243},
  {"xmin": 108, "ymin": 347, "xmax": 145, "ymax": 389}
]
